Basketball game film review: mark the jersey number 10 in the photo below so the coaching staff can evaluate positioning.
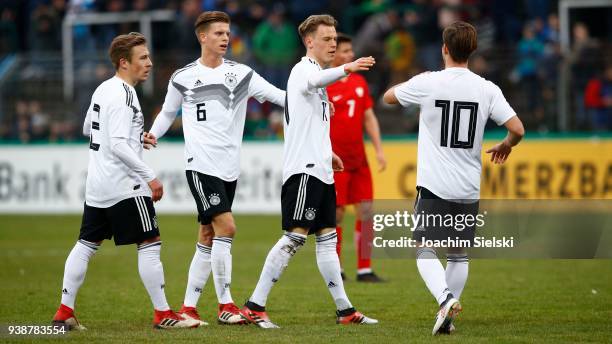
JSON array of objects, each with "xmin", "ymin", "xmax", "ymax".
[{"xmin": 435, "ymin": 100, "xmax": 478, "ymax": 149}]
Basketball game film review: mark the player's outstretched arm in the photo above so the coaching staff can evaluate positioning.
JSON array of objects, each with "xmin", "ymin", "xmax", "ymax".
[
  {"xmin": 382, "ymin": 85, "xmax": 400, "ymax": 104},
  {"xmin": 249, "ymin": 71, "xmax": 286, "ymax": 107},
  {"xmin": 364, "ymin": 109, "xmax": 386, "ymax": 171},
  {"xmin": 343, "ymin": 56, "xmax": 376, "ymax": 74},
  {"xmin": 147, "ymin": 79, "xmax": 183, "ymax": 146},
  {"xmin": 307, "ymin": 56, "xmax": 376, "ymax": 90},
  {"xmin": 148, "ymin": 108, "xmax": 178, "ymax": 146},
  {"xmin": 486, "ymin": 116, "xmax": 524, "ymax": 164}
]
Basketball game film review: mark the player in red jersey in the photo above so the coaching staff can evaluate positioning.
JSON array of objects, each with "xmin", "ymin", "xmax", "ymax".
[{"xmin": 327, "ymin": 34, "xmax": 386, "ymax": 282}]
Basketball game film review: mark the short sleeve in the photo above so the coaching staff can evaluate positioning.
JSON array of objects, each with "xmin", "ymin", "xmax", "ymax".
[
  {"xmin": 394, "ymin": 73, "xmax": 428, "ymax": 107},
  {"xmin": 488, "ymin": 82, "xmax": 516, "ymax": 125}
]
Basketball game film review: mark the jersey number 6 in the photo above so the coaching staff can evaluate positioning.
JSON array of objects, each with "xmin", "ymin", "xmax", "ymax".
[
  {"xmin": 435, "ymin": 100, "xmax": 478, "ymax": 149},
  {"xmin": 196, "ymin": 103, "xmax": 206, "ymax": 121}
]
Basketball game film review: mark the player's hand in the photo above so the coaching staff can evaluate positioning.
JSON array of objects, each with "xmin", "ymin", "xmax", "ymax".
[
  {"xmin": 376, "ymin": 151, "xmax": 387, "ymax": 172},
  {"xmin": 143, "ymin": 132, "xmax": 157, "ymax": 150},
  {"xmin": 344, "ymin": 56, "xmax": 376, "ymax": 74},
  {"xmin": 329, "ymin": 101, "xmax": 335, "ymax": 116},
  {"xmin": 332, "ymin": 152, "xmax": 344, "ymax": 172},
  {"xmin": 486, "ymin": 140, "xmax": 512, "ymax": 164},
  {"xmin": 148, "ymin": 178, "xmax": 164, "ymax": 202}
]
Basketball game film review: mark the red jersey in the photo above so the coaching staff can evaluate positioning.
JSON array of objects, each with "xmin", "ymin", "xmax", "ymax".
[{"xmin": 328, "ymin": 73, "xmax": 374, "ymax": 170}]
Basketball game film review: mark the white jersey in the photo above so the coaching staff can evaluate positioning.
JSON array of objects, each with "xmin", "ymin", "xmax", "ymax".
[
  {"xmin": 84, "ymin": 76, "xmax": 152, "ymax": 207},
  {"xmin": 394, "ymin": 67, "xmax": 516, "ymax": 200},
  {"xmin": 154, "ymin": 58, "xmax": 285, "ymax": 181},
  {"xmin": 283, "ymin": 57, "xmax": 340, "ymax": 184}
]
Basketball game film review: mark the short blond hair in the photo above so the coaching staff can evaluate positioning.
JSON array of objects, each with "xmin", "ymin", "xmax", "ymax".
[
  {"xmin": 108, "ymin": 32, "xmax": 147, "ymax": 70},
  {"xmin": 298, "ymin": 14, "xmax": 337, "ymax": 41}
]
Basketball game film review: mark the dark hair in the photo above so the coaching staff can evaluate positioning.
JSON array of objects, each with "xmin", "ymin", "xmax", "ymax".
[
  {"xmin": 194, "ymin": 11, "xmax": 230, "ymax": 35},
  {"xmin": 336, "ymin": 33, "xmax": 352, "ymax": 46},
  {"xmin": 108, "ymin": 32, "xmax": 147, "ymax": 70},
  {"xmin": 442, "ymin": 21, "xmax": 477, "ymax": 63},
  {"xmin": 298, "ymin": 14, "xmax": 337, "ymax": 40}
]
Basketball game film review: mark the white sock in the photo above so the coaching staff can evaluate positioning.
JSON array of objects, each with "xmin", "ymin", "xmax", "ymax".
[
  {"xmin": 416, "ymin": 247, "xmax": 451, "ymax": 306},
  {"xmin": 250, "ymin": 232, "xmax": 306, "ymax": 307},
  {"xmin": 316, "ymin": 231, "xmax": 353, "ymax": 311},
  {"xmin": 60, "ymin": 240, "xmax": 99, "ymax": 309},
  {"xmin": 211, "ymin": 237, "xmax": 234, "ymax": 304},
  {"xmin": 183, "ymin": 243, "xmax": 212, "ymax": 308},
  {"xmin": 446, "ymin": 253, "xmax": 469, "ymax": 300},
  {"xmin": 138, "ymin": 242, "xmax": 170, "ymax": 311}
]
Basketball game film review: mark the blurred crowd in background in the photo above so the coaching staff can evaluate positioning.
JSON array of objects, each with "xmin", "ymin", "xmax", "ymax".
[{"xmin": 0, "ymin": 0, "xmax": 610, "ymax": 143}]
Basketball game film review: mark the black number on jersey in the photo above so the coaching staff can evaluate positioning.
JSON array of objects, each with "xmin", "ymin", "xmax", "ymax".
[
  {"xmin": 321, "ymin": 102, "xmax": 328, "ymax": 121},
  {"xmin": 435, "ymin": 100, "xmax": 478, "ymax": 149},
  {"xmin": 284, "ymin": 93, "xmax": 290, "ymax": 125},
  {"xmin": 196, "ymin": 103, "xmax": 206, "ymax": 121},
  {"xmin": 89, "ymin": 103, "xmax": 101, "ymax": 151}
]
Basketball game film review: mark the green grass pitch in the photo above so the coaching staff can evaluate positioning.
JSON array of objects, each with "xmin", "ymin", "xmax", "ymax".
[{"xmin": 0, "ymin": 214, "xmax": 610, "ymax": 343}]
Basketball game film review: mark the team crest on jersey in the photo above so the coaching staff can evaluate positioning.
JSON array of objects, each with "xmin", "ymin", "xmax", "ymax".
[
  {"xmin": 305, "ymin": 208, "xmax": 317, "ymax": 220},
  {"xmin": 225, "ymin": 73, "xmax": 238, "ymax": 88},
  {"xmin": 355, "ymin": 87, "xmax": 364, "ymax": 97},
  {"xmin": 209, "ymin": 193, "xmax": 221, "ymax": 206}
]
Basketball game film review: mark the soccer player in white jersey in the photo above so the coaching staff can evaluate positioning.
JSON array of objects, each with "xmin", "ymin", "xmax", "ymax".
[
  {"xmin": 240, "ymin": 14, "xmax": 378, "ymax": 328},
  {"xmin": 383, "ymin": 21, "xmax": 525, "ymax": 335},
  {"xmin": 51, "ymin": 33, "xmax": 199, "ymax": 330},
  {"xmin": 144, "ymin": 11, "xmax": 285, "ymax": 325}
]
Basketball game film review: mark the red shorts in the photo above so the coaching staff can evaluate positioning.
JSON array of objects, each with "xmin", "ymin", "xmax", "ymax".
[{"xmin": 334, "ymin": 164, "xmax": 373, "ymax": 206}]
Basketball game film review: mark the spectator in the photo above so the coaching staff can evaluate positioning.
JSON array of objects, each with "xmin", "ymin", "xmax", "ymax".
[
  {"xmin": 404, "ymin": 1, "xmax": 440, "ymax": 71},
  {"xmin": 537, "ymin": 13, "xmax": 559, "ymax": 45},
  {"xmin": 384, "ymin": 29, "xmax": 415, "ymax": 86},
  {"xmin": 29, "ymin": 100, "xmax": 50, "ymax": 140},
  {"xmin": 11, "ymin": 100, "xmax": 31, "ymax": 143},
  {"xmin": 68, "ymin": 0, "xmax": 97, "ymax": 53},
  {"xmin": 170, "ymin": 0, "xmax": 202, "ymax": 65},
  {"xmin": 244, "ymin": 99, "xmax": 272, "ymax": 139},
  {"xmin": 227, "ymin": 25, "xmax": 252, "ymax": 64},
  {"xmin": 584, "ymin": 64, "xmax": 612, "ymax": 131},
  {"xmin": 29, "ymin": 4, "xmax": 62, "ymax": 53},
  {"xmin": 92, "ymin": 0, "xmax": 129, "ymax": 50},
  {"xmin": 354, "ymin": 9, "xmax": 399, "ymax": 95},
  {"xmin": 0, "ymin": 7, "xmax": 18, "ymax": 55},
  {"xmin": 471, "ymin": 6, "xmax": 496, "ymax": 54},
  {"xmin": 512, "ymin": 22, "xmax": 544, "ymax": 125},
  {"xmin": 252, "ymin": 3, "xmax": 297, "ymax": 88},
  {"xmin": 539, "ymin": 13, "xmax": 561, "ymax": 131},
  {"xmin": 568, "ymin": 22, "xmax": 600, "ymax": 129}
]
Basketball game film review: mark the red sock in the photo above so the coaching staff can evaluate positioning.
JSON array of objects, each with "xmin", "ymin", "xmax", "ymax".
[
  {"xmin": 53, "ymin": 304, "xmax": 74, "ymax": 320},
  {"xmin": 356, "ymin": 220, "xmax": 373, "ymax": 271},
  {"xmin": 336, "ymin": 226, "xmax": 343, "ymax": 264}
]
